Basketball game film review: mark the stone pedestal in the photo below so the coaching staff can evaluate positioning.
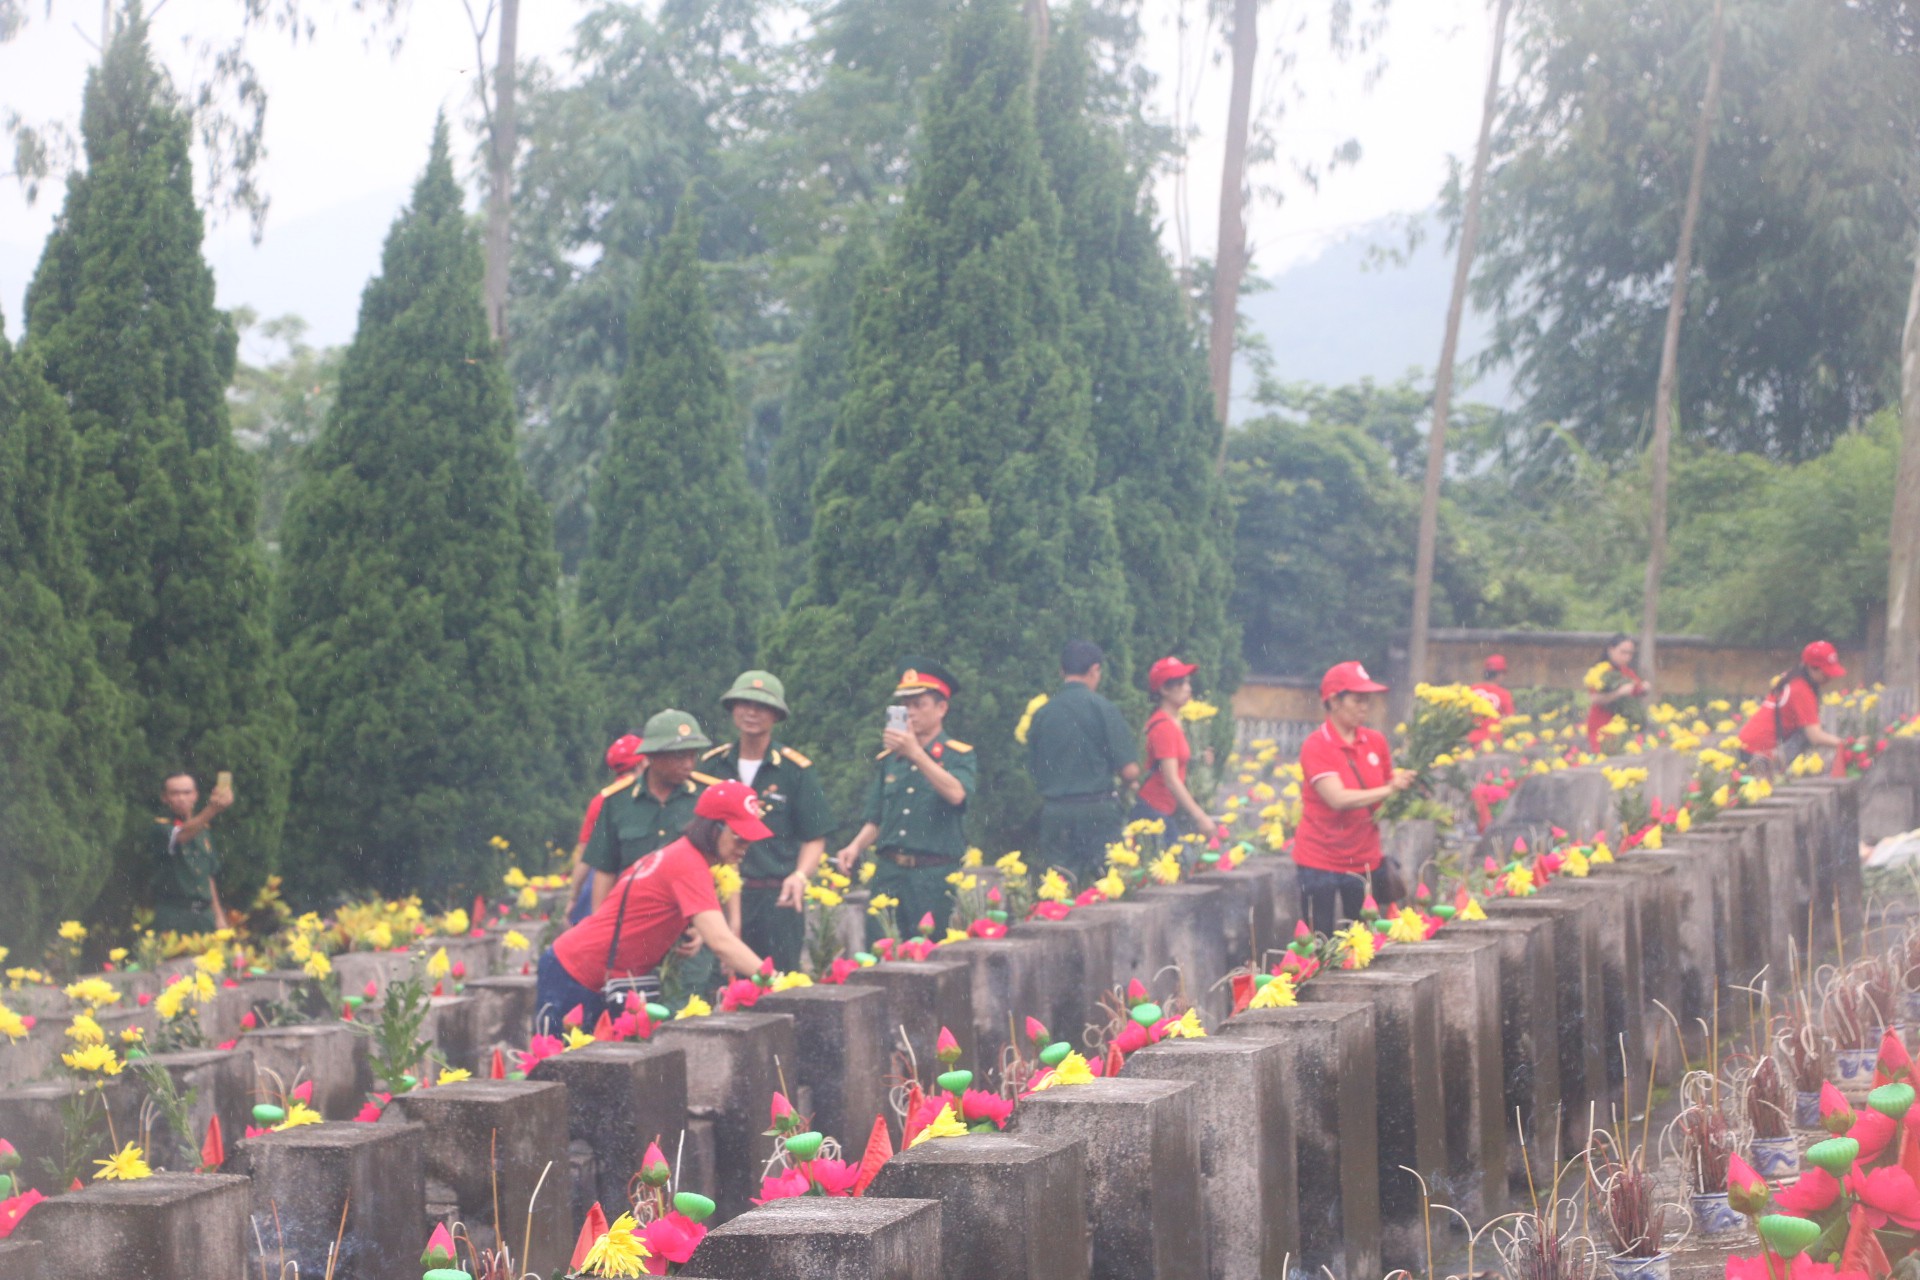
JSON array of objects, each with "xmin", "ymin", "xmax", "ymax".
[
  {"xmin": 1220, "ymin": 1005, "xmax": 1381, "ymax": 1280},
  {"xmin": 1540, "ymin": 875, "xmax": 1646, "ymax": 1109},
  {"xmin": 1629, "ymin": 848, "xmax": 1720, "ymax": 1065},
  {"xmin": 1715, "ymin": 810, "xmax": 1793, "ymax": 987},
  {"xmin": 1208, "ymin": 864, "xmax": 1280, "ymax": 973},
  {"xmin": 462, "ymin": 974, "xmax": 538, "ymax": 1055},
  {"xmin": 239, "ymin": 1023, "xmax": 370, "ymax": 1120},
  {"xmin": 385, "ymin": 1080, "xmax": 571, "ymax": 1278},
  {"xmin": 1859, "ymin": 737, "xmax": 1920, "ymax": 843},
  {"xmin": 143, "ymin": 1048, "xmax": 252, "ymax": 1169},
  {"xmin": 330, "ymin": 950, "xmax": 416, "ymax": 1002},
  {"xmin": 1779, "ymin": 777, "xmax": 1863, "ymax": 954},
  {"xmin": 846, "ymin": 959, "xmax": 974, "ymax": 1079},
  {"xmin": 1150, "ymin": 884, "xmax": 1233, "ymax": 1022},
  {"xmin": 869, "ymin": 1132, "xmax": 1089, "ymax": 1280},
  {"xmin": 1464, "ymin": 916, "xmax": 1563, "ymax": 1189},
  {"xmin": 1614, "ymin": 858, "xmax": 1685, "ymax": 1082},
  {"xmin": 427, "ymin": 994, "xmax": 484, "ymax": 1073},
  {"xmin": 1027, "ymin": 911, "xmax": 1118, "ymax": 1045},
  {"xmin": 1123, "ymin": 1035, "xmax": 1294, "ymax": 1280},
  {"xmin": 1097, "ymin": 898, "xmax": 1172, "ymax": 997},
  {"xmin": 0, "ymin": 1078, "xmax": 140, "ymax": 1178},
  {"xmin": 1012, "ymin": 1077, "xmax": 1205, "ymax": 1280},
  {"xmin": 940, "ymin": 934, "xmax": 1074, "ymax": 1071},
  {"xmin": 1373, "ymin": 935, "xmax": 1508, "ymax": 1221},
  {"xmin": 232, "ymin": 1121, "xmax": 425, "ymax": 1280},
  {"xmin": 0, "ymin": 1238, "xmax": 44, "ymax": 1280},
  {"xmin": 758, "ymin": 986, "xmax": 891, "ymax": 1148},
  {"xmin": 691, "ymin": 1196, "xmax": 944, "ymax": 1280},
  {"xmin": 656, "ymin": 1012, "xmax": 797, "ymax": 1219},
  {"xmin": 1298, "ymin": 969, "xmax": 1446, "ymax": 1269},
  {"xmin": 1486, "ymin": 767, "xmax": 1616, "ymax": 854},
  {"xmin": 22, "ymin": 1172, "xmax": 250, "ymax": 1280},
  {"xmin": 528, "ymin": 1040, "xmax": 689, "ymax": 1218},
  {"xmin": 1485, "ymin": 895, "xmax": 1603, "ymax": 1149}
]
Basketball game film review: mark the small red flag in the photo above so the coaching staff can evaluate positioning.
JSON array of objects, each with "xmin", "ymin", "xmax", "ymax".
[
  {"xmin": 571, "ymin": 1202, "xmax": 609, "ymax": 1271},
  {"xmin": 489, "ymin": 1048, "xmax": 506, "ymax": 1080},
  {"xmin": 851, "ymin": 1114, "xmax": 894, "ymax": 1196},
  {"xmin": 199, "ymin": 1115, "xmax": 225, "ymax": 1171}
]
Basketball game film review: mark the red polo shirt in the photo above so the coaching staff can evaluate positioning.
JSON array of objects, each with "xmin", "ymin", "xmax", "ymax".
[
  {"xmin": 1737, "ymin": 675, "xmax": 1819, "ymax": 755},
  {"xmin": 1137, "ymin": 709, "xmax": 1190, "ymax": 816},
  {"xmin": 1293, "ymin": 720, "xmax": 1394, "ymax": 873},
  {"xmin": 1468, "ymin": 681, "xmax": 1514, "ymax": 744},
  {"xmin": 552, "ymin": 837, "xmax": 719, "ymax": 988}
]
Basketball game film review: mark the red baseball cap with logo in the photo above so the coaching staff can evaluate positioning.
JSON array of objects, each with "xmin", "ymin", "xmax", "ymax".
[
  {"xmin": 1148, "ymin": 656, "xmax": 1199, "ymax": 692},
  {"xmin": 604, "ymin": 734, "xmax": 646, "ymax": 773},
  {"xmin": 1484, "ymin": 654, "xmax": 1507, "ymax": 674},
  {"xmin": 1801, "ymin": 640, "xmax": 1846, "ymax": 680},
  {"xmin": 695, "ymin": 780, "xmax": 775, "ymax": 841},
  {"xmin": 1320, "ymin": 660, "xmax": 1389, "ymax": 701}
]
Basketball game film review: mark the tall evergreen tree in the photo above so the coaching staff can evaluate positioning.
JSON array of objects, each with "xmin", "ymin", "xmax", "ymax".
[
  {"xmin": 767, "ymin": 0, "xmax": 1133, "ymax": 842},
  {"xmin": 25, "ymin": 13, "xmax": 292, "ymax": 914},
  {"xmin": 573, "ymin": 200, "xmax": 777, "ymax": 738},
  {"xmin": 1036, "ymin": 15, "xmax": 1239, "ymax": 715},
  {"xmin": 767, "ymin": 227, "xmax": 876, "ymax": 550},
  {"xmin": 276, "ymin": 122, "xmax": 573, "ymax": 901},
  {"xmin": 0, "ymin": 318, "xmax": 133, "ymax": 951}
]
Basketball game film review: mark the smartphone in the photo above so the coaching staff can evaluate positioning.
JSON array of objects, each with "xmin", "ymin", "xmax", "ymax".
[
  {"xmin": 216, "ymin": 771, "xmax": 233, "ymax": 792},
  {"xmin": 886, "ymin": 704, "xmax": 909, "ymax": 734}
]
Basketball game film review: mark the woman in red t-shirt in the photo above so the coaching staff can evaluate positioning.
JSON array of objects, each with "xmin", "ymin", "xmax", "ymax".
[
  {"xmin": 1735, "ymin": 640, "xmax": 1849, "ymax": 769},
  {"xmin": 535, "ymin": 781, "xmax": 769, "ymax": 1034},
  {"xmin": 1293, "ymin": 662, "xmax": 1416, "ymax": 935},
  {"xmin": 1132, "ymin": 656, "xmax": 1215, "ymax": 838},
  {"xmin": 1585, "ymin": 633, "xmax": 1651, "ymax": 750}
]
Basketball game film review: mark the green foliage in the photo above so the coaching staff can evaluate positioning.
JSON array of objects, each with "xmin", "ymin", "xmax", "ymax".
[
  {"xmin": 356, "ymin": 970, "xmax": 436, "ymax": 1093},
  {"xmin": 767, "ymin": 0, "xmax": 1133, "ymax": 842},
  {"xmin": 1037, "ymin": 15, "xmax": 1239, "ymax": 718},
  {"xmin": 275, "ymin": 122, "xmax": 574, "ymax": 902},
  {"xmin": 24, "ymin": 14, "xmax": 292, "ymax": 921},
  {"xmin": 573, "ymin": 200, "xmax": 778, "ymax": 737},
  {"xmin": 0, "ymin": 321, "xmax": 132, "ymax": 954},
  {"xmin": 1467, "ymin": 0, "xmax": 1917, "ymax": 462},
  {"xmin": 227, "ymin": 311, "xmax": 343, "ymax": 553}
]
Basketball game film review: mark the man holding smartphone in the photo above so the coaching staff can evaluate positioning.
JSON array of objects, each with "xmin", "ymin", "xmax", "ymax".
[
  {"xmin": 835, "ymin": 658, "xmax": 975, "ymax": 944},
  {"xmin": 151, "ymin": 770, "xmax": 234, "ymax": 934}
]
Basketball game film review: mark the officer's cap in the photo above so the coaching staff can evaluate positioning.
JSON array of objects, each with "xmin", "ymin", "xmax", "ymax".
[{"xmin": 893, "ymin": 657, "xmax": 959, "ymax": 702}]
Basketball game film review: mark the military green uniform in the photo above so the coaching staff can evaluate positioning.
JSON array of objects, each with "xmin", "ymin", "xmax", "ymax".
[
  {"xmin": 701, "ymin": 741, "xmax": 833, "ymax": 970},
  {"xmin": 581, "ymin": 774, "xmax": 710, "ymax": 876},
  {"xmin": 862, "ymin": 730, "xmax": 976, "ymax": 944},
  {"xmin": 1025, "ymin": 681, "xmax": 1137, "ymax": 885},
  {"xmin": 151, "ymin": 816, "xmax": 220, "ymax": 934}
]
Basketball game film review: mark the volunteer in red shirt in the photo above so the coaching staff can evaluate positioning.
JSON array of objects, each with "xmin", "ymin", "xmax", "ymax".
[
  {"xmin": 1735, "ymin": 640, "xmax": 1849, "ymax": 768},
  {"xmin": 1133, "ymin": 655, "xmax": 1214, "ymax": 838},
  {"xmin": 1469, "ymin": 655, "xmax": 1515, "ymax": 745},
  {"xmin": 1293, "ymin": 661, "xmax": 1415, "ymax": 935},
  {"xmin": 535, "ymin": 780, "xmax": 768, "ymax": 1033},
  {"xmin": 564, "ymin": 733, "xmax": 648, "ymax": 925},
  {"xmin": 1585, "ymin": 633, "xmax": 1651, "ymax": 750}
]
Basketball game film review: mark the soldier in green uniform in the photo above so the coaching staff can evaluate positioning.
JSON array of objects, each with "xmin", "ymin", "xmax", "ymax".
[
  {"xmin": 151, "ymin": 771, "xmax": 234, "ymax": 934},
  {"xmin": 1025, "ymin": 640, "xmax": 1139, "ymax": 887},
  {"xmin": 700, "ymin": 671, "xmax": 833, "ymax": 971},
  {"xmin": 835, "ymin": 659, "xmax": 976, "ymax": 944}
]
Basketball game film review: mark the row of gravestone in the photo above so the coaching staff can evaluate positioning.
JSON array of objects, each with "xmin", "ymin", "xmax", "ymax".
[{"xmin": 0, "ymin": 747, "xmax": 1890, "ymax": 1280}]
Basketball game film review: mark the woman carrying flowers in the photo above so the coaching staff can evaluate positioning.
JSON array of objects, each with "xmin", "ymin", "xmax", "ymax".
[
  {"xmin": 534, "ymin": 781, "xmax": 768, "ymax": 1035},
  {"xmin": 1293, "ymin": 662, "xmax": 1416, "ymax": 935},
  {"xmin": 1131, "ymin": 656, "xmax": 1216, "ymax": 840},
  {"xmin": 1584, "ymin": 633, "xmax": 1651, "ymax": 750},
  {"xmin": 1735, "ymin": 640, "xmax": 1850, "ymax": 769}
]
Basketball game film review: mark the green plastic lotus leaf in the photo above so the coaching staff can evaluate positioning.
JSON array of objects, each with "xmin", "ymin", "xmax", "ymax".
[
  {"xmin": 1804, "ymin": 1137, "xmax": 1861, "ymax": 1177},
  {"xmin": 0, "ymin": 1173, "xmax": 13, "ymax": 1198},
  {"xmin": 1868, "ymin": 1082, "xmax": 1916, "ymax": 1121},
  {"xmin": 1252, "ymin": 974, "xmax": 1274, "ymax": 988},
  {"xmin": 251, "ymin": 1104, "xmax": 286, "ymax": 1125},
  {"xmin": 645, "ymin": 1003, "xmax": 672, "ymax": 1022},
  {"xmin": 987, "ymin": 910, "xmax": 1008, "ymax": 924},
  {"xmin": 1130, "ymin": 1003, "xmax": 1163, "ymax": 1027},
  {"xmin": 1432, "ymin": 904, "xmax": 1457, "ymax": 920},
  {"xmin": 423, "ymin": 1270, "xmax": 472, "ymax": 1280},
  {"xmin": 1757, "ymin": 1214, "xmax": 1822, "ymax": 1258},
  {"xmin": 937, "ymin": 1070, "xmax": 974, "ymax": 1095},
  {"xmin": 784, "ymin": 1131, "xmax": 825, "ymax": 1161},
  {"xmin": 1040, "ymin": 1041, "xmax": 1073, "ymax": 1067},
  {"xmin": 853, "ymin": 953, "xmax": 878, "ymax": 967},
  {"xmin": 674, "ymin": 1191, "xmax": 717, "ymax": 1222}
]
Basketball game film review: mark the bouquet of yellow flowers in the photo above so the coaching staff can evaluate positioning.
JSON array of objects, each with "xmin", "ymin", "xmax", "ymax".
[{"xmin": 1381, "ymin": 683, "xmax": 1497, "ymax": 822}]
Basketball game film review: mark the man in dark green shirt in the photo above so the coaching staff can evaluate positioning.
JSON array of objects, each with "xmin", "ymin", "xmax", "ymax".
[
  {"xmin": 835, "ymin": 658, "xmax": 977, "ymax": 944},
  {"xmin": 151, "ymin": 771, "xmax": 233, "ymax": 934},
  {"xmin": 1025, "ymin": 640, "xmax": 1140, "ymax": 886},
  {"xmin": 700, "ymin": 670, "xmax": 833, "ymax": 971},
  {"xmin": 584, "ymin": 709, "xmax": 720, "ymax": 907}
]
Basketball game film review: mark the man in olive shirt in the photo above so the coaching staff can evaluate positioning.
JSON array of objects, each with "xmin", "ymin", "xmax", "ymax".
[
  {"xmin": 700, "ymin": 670, "xmax": 833, "ymax": 970},
  {"xmin": 585, "ymin": 709, "xmax": 720, "ymax": 908},
  {"xmin": 1026, "ymin": 640, "xmax": 1140, "ymax": 885},
  {"xmin": 152, "ymin": 771, "xmax": 233, "ymax": 934},
  {"xmin": 835, "ymin": 658, "xmax": 976, "ymax": 944}
]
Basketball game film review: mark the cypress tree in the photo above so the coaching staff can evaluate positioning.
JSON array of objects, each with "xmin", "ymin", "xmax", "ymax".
[
  {"xmin": 0, "ymin": 319, "xmax": 133, "ymax": 951},
  {"xmin": 767, "ymin": 227, "xmax": 876, "ymax": 551},
  {"xmin": 25, "ymin": 12, "xmax": 292, "ymax": 913},
  {"xmin": 276, "ymin": 121, "xmax": 573, "ymax": 900},
  {"xmin": 767, "ymin": 0, "xmax": 1133, "ymax": 842},
  {"xmin": 573, "ymin": 200, "xmax": 777, "ymax": 738},
  {"xmin": 1036, "ymin": 18, "xmax": 1240, "ymax": 714}
]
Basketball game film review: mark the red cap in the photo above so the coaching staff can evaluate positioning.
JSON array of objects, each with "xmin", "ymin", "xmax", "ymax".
[
  {"xmin": 1484, "ymin": 654, "xmax": 1507, "ymax": 674},
  {"xmin": 695, "ymin": 780, "xmax": 774, "ymax": 841},
  {"xmin": 1320, "ymin": 661, "xmax": 1389, "ymax": 701},
  {"xmin": 1148, "ymin": 656, "xmax": 1199, "ymax": 692},
  {"xmin": 604, "ymin": 734, "xmax": 646, "ymax": 773},
  {"xmin": 1801, "ymin": 640, "xmax": 1846, "ymax": 680}
]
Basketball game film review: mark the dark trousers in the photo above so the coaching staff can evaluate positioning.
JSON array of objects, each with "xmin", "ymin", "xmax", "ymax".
[
  {"xmin": 534, "ymin": 947, "xmax": 606, "ymax": 1037},
  {"xmin": 1296, "ymin": 865, "xmax": 1395, "ymax": 937},
  {"xmin": 741, "ymin": 886, "xmax": 805, "ymax": 973},
  {"xmin": 865, "ymin": 856, "xmax": 955, "ymax": 946},
  {"xmin": 1039, "ymin": 796, "xmax": 1123, "ymax": 888}
]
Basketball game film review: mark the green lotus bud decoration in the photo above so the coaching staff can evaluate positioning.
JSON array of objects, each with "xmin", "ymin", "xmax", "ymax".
[
  {"xmin": 252, "ymin": 1104, "xmax": 286, "ymax": 1125},
  {"xmin": 1757, "ymin": 1215, "xmax": 1821, "ymax": 1259},
  {"xmin": 674, "ymin": 1192, "xmax": 716, "ymax": 1223},
  {"xmin": 1805, "ymin": 1137, "xmax": 1860, "ymax": 1177},
  {"xmin": 1040, "ymin": 1041, "xmax": 1073, "ymax": 1067},
  {"xmin": 784, "ymin": 1131, "xmax": 824, "ymax": 1161},
  {"xmin": 937, "ymin": 1070, "xmax": 974, "ymax": 1095},
  {"xmin": 1130, "ymin": 1003, "xmax": 1163, "ymax": 1027},
  {"xmin": 1869, "ymin": 1083, "xmax": 1915, "ymax": 1121}
]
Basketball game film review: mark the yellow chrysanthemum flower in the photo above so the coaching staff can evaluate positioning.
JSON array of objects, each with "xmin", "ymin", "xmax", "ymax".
[
  {"xmin": 712, "ymin": 864, "xmax": 743, "ymax": 904},
  {"xmin": 1029, "ymin": 1052, "xmax": 1097, "ymax": 1091},
  {"xmin": 66, "ymin": 1013, "xmax": 105, "ymax": 1044},
  {"xmin": 437, "ymin": 1069, "xmax": 472, "ymax": 1086},
  {"xmin": 275, "ymin": 1102, "xmax": 324, "ymax": 1129},
  {"xmin": 1504, "ymin": 866, "xmax": 1536, "ymax": 897},
  {"xmin": 580, "ymin": 1212, "xmax": 652, "ymax": 1278},
  {"xmin": 57, "ymin": 920, "xmax": 87, "ymax": 943},
  {"xmin": 1387, "ymin": 910, "xmax": 1426, "ymax": 944},
  {"xmin": 503, "ymin": 930, "xmax": 530, "ymax": 952},
  {"xmin": 1163, "ymin": 1008, "xmax": 1207, "ymax": 1039},
  {"xmin": 1459, "ymin": 897, "xmax": 1488, "ymax": 922},
  {"xmin": 564, "ymin": 1026, "xmax": 597, "ymax": 1051},
  {"xmin": 1036, "ymin": 869, "xmax": 1071, "ymax": 903},
  {"xmin": 961, "ymin": 848, "xmax": 983, "ymax": 869},
  {"xmin": 908, "ymin": 1100, "xmax": 972, "ymax": 1145},
  {"xmin": 194, "ymin": 949, "xmax": 226, "ymax": 975},
  {"xmin": 1093, "ymin": 871, "xmax": 1127, "ymax": 901},
  {"xmin": 64, "ymin": 978, "xmax": 120, "ymax": 1009},
  {"xmin": 770, "ymin": 971, "xmax": 814, "ymax": 992},
  {"xmin": 426, "ymin": 947, "xmax": 452, "ymax": 980},
  {"xmin": 1564, "ymin": 848, "xmax": 1590, "ymax": 878},
  {"xmin": 675, "ymin": 996, "xmax": 712, "ymax": 1020},
  {"xmin": 93, "ymin": 1143, "xmax": 150, "ymax": 1181},
  {"xmin": 1337, "ymin": 922, "xmax": 1376, "ymax": 968},
  {"xmin": 503, "ymin": 866, "xmax": 529, "ymax": 889},
  {"xmin": 1249, "ymin": 975, "xmax": 1297, "ymax": 1008},
  {"xmin": 0, "ymin": 1004, "xmax": 27, "ymax": 1041},
  {"xmin": 303, "ymin": 951, "xmax": 333, "ymax": 981},
  {"xmin": 62, "ymin": 1043, "xmax": 122, "ymax": 1075}
]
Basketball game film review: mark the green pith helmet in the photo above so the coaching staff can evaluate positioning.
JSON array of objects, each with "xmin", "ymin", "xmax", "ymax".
[
  {"xmin": 720, "ymin": 670, "xmax": 791, "ymax": 719},
  {"xmin": 637, "ymin": 708, "xmax": 712, "ymax": 754}
]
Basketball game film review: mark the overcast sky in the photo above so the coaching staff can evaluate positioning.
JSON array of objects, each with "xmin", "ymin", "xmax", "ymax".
[{"xmin": 0, "ymin": 0, "xmax": 1493, "ymax": 362}]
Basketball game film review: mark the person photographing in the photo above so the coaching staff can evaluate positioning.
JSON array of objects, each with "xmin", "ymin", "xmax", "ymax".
[
  {"xmin": 152, "ymin": 771, "xmax": 234, "ymax": 933},
  {"xmin": 535, "ymin": 780, "xmax": 769, "ymax": 1034}
]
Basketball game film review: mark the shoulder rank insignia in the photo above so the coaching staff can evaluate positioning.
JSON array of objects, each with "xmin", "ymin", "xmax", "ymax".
[
  {"xmin": 600, "ymin": 772, "xmax": 640, "ymax": 799},
  {"xmin": 690, "ymin": 772, "xmax": 722, "ymax": 788},
  {"xmin": 945, "ymin": 740, "xmax": 973, "ymax": 753},
  {"xmin": 780, "ymin": 747, "xmax": 812, "ymax": 768},
  {"xmin": 701, "ymin": 744, "xmax": 731, "ymax": 762}
]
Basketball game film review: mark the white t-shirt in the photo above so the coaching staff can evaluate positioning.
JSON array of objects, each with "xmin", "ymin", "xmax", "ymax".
[{"xmin": 737, "ymin": 757, "xmax": 764, "ymax": 788}]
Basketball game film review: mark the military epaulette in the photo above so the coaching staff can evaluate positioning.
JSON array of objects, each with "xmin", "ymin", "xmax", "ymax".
[
  {"xmin": 944, "ymin": 740, "xmax": 974, "ymax": 753},
  {"xmin": 701, "ymin": 744, "xmax": 731, "ymax": 762},
  {"xmin": 875, "ymin": 749, "xmax": 893, "ymax": 761},
  {"xmin": 779, "ymin": 747, "xmax": 812, "ymax": 768},
  {"xmin": 690, "ymin": 772, "xmax": 723, "ymax": 788},
  {"xmin": 600, "ymin": 772, "xmax": 641, "ymax": 799}
]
